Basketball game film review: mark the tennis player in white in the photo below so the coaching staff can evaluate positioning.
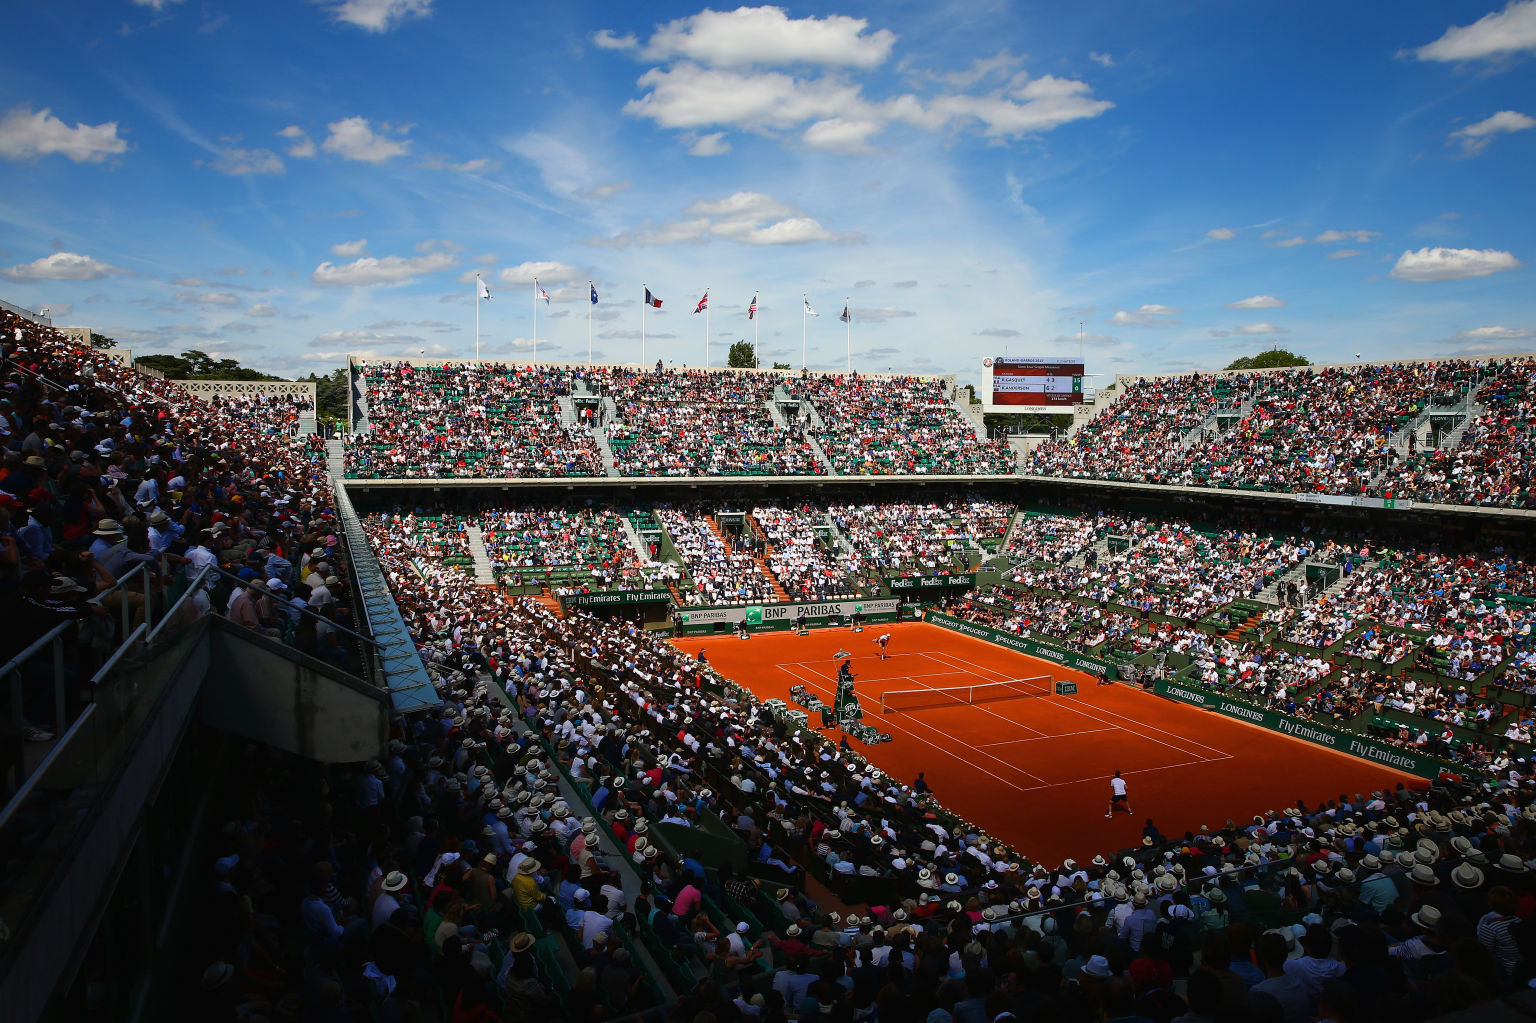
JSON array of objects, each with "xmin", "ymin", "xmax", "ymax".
[{"xmin": 1105, "ymin": 770, "xmax": 1132, "ymax": 818}]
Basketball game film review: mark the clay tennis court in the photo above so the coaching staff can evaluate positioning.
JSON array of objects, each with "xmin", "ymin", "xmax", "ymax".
[{"xmin": 679, "ymin": 621, "xmax": 1419, "ymax": 865}]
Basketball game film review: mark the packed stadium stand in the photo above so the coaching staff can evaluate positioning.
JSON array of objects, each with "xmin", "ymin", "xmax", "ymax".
[
  {"xmin": 8, "ymin": 313, "xmax": 1536, "ymax": 1023},
  {"xmin": 1027, "ymin": 356, "xmax": 1536, "ymax": 508}
]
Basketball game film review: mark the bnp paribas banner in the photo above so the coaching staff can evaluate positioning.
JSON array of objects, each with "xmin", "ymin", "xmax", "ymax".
[
  {"xmin": 678, "ymin": 598, "xmax": 900, "ymax": 627},
  {"xmin": 1152, "ymin": 680, "xmax": 1449, "ymax": 780}
]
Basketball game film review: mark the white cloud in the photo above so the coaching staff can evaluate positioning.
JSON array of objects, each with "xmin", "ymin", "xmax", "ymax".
[
  {"xmin": 593, "ymin": 191, "xmax": 855, "ymax": 248},
  {"xmin": 1206, "ymin": 227, "xmax": 1235, "ymax": 241},
  {"xmin": 1089, "ymin": 51, "xmax": 1115, "ymax": 67},
  {"xmin": 1272, "ymin": 236, "xmax": 1306, "ymax": 247},
  {"xmin": 311, "ymin": 249, "xmax": 457, "ymax": 286},
  {"xmin": 1454, "ymin": 325, "xmax": 1535, "ymax": 341},
  {"xmin": 579, "ymin": 180, "xmax": 631, "ymax": 199},
  {"xmin": 175, "ymin": 290, "xmax": 241, "ymax": 306},
  {"xmin": 132, "ymin": 0, "xmax": 184, "ymax": 9},
  {"xmin": 320, "ymin": 116, "xmax": 409, "ymax": 162},
  {"xmin": 0, "ymin": 105, "xmax": 128, "ymax": 163},
  {"xmin": 319, "ymin": 0, "xmax": 433, "ymax": 33},
  {"xmin": 1328, "ymin": 249, "xmax": 1363, "ymax": 259},
  {"xmin": 1450, "ymin": 109, "xmax": 1536, "ymax": 156},
  {"xmin": 642, "ymin": 7, "xmax": 897, "ymax": 69},
  {"xmin": 1408, "ymin": 0, "xmax": 1536, "ymax": 62},
  {"xmin": 1109, "ymin": 303, "xmax": 1181, "ymax": 326},
  {"xmin": 620, "ymin": 34, "xmax": 1110, "ymax": 149},
  {"xmin": 593, "ymin": 29, "xmax": 637, "ymax": 51},
  {"xmin": 803, "ymin": 116, "xmax": 882, "ymax": 152},
  {"xmin": 499, "ymin": 261, "xmax": 583, "ymax": 285},
  {"xmin": 1232, "ymin": 323, "xmax": 1287, "ymax": 336},
  {"xmin": 510, "ymin": 131, "xmax": 609, "ymax": 199},
  {"xmin": 1313, "ymin": 229, "xmax": 1378, "ymax": 244},
  {"xmin": 331, "ymin": 238, "xmax": 369, "ymax": 257},
  {"xmin": 209, "ymin": 146, "xmax": 283, "ymax": 175},
  {"xmin": 245, "ymin": 303, "xmax": 276, "ymax": 317},
  {"xmin": 1, "ymin": 251, "xmax": 120, "ymax": 281},
  {"xmin": 852, "ymin": 307, "xmax": 917, "ymax": 323},
  {"xmin": 1228, "ymin": 295, "xmax": 1286, "ymax": 309},
  {"xmin": 1390, "ymin": 246, "xmax": 1521, "ymax": 282},
  {"xmin": 310, "ymin": 328, "xmax": 427, "ymax": 348},
  {"xmin": 277, "ymin": 125, "xmax": 316, "ymax": 158},
  {"xmin": 688, "ymin": 132, "xmax": 731, "ymax": 156}
]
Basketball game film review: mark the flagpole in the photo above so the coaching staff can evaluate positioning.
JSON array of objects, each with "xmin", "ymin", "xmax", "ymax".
[
  {"xmin": 845, "ymin": 297, "xmax": 850, "ymax": 372},
  {"xmin": 754, "ymin": 295, "xmax": 760, "ymax": 369},
  {"xmin": 474, "ymin": 273, "xmax": 481, "ymax": 362},
  {"xmin": 532, "ymin": 279, "xmax": 538, "ymax": 362},
  {"xmin": 801, "ymin": 294, "xmax": 807, "ymax": 370},
  {"xmin": 705, "ymin": 289, "xmax": 710, "ymax": 367},
  {"xmin": 642, "ymin": 284, "xmax": 647, "ymax": 366},
  {"xmin": 588, "ymin": 280, "xmax": 593, "ymax": 365}
]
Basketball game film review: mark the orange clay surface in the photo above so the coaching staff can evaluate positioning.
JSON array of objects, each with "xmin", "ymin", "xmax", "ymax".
[{"xmin": 676, "ymin": 621, "xmax": 1418, "ymax": 865}]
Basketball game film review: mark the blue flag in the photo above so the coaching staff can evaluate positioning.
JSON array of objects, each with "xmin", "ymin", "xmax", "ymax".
[{"xmin": 590, "ymin": 284, "xmax": 599, "ymax": 305}]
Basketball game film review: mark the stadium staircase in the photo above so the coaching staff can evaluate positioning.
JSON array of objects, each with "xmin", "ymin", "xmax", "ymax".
[
  {"xmin": 619, "ymin": 515, "xmax": 653, "ymax": 563},
  {"xmin": 712, "ymin": 514, "xmax": 790, "ymax": 603},
  {"xmin": 530, "ymin": 592, "xmax": 566, "ymax": 617},
  {"xmin": 555, "ymin": 395, "xmax": 579, "ymax": 425},
  {"xmin": 592, "ymin": 424, "xmax": 622, "ymax": 477},
  {"xmin": 1256, "ymin": 561, "xmax": 1307, "ymax": 605},
  {"xmin": 464, "ymin": 525, "xmax": 498, "ymax": 586},
  {"xmin": 1371, "ymin": 385, "xmax": 1485, "ymax": 489},
  {"xmin": 825, "ymin": 512, "xmax": 860, "ymax": 560},
  {"xmin": 998, "ymin": 510, "xmax": 1024, "ymax": 554},
  {"xmin": 297, "ymin": 411, "xmax": 318, "ymax": 436},
  {"xmin": 1181, "ymin": 397, "xmax": 1256, "ymax": 450},
  {"xmin": 950, "ymin": 390, "xmax": 988, "ymax": 442},
  {"xmin": 1065, "ymin": 378, "xmax": 1122, "ymax": 439},
  {"xmin": 324, "ymin": 438, "xmax": 345, "ymax": 477}
]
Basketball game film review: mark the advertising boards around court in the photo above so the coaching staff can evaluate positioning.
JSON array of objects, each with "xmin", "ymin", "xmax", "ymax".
[
  {"xmin": 925, "ymin": 612, "xmax": 1111, "ymax": 677},
  {"xmin": 560, "ymin": 589, "xmax": 675, "ymax": 609},
  {"xmin": 674, "ymin": 598, "xmax": 902, "ymax": 635},
  {"xmin": 886, "ymin": 573, "xmax": 977, "ymax": 595},
  {"xmin": 1151, "ymin": 680, "xmax": 1448, "ymax": 779}
]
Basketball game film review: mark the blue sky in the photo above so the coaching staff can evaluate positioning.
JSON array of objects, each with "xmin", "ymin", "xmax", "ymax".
[{"xmin": 0, "ymin": 1, "xmax": 1533, "ymax": 382}]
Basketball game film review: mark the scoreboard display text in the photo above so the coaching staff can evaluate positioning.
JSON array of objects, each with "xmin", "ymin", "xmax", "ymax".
[{"xmin": 987, "ymin": 357, "xmax": 1085, "ymax": 408}]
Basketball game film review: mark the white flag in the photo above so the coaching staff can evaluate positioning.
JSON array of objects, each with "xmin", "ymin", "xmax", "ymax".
[
  {"xmin": 477, "ymin": 277, "xmax": 492, "ymax": 301},
  {"xmin": 804, "ymin": 297, "xmax": 819, "ymax": 317}
]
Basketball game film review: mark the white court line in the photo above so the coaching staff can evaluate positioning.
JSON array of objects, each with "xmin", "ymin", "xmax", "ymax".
[
  {"xmin": 777, "ymin": 662, "xmax": 1049, "ymax": 787},
  {"xmin": 922, "ymin": 649, "xmax": 1230, "ymax": 763},
  {"xmin": 921, "ymin": 641, "xmax": 1235, "ymax": 757},
  {"xmin": 798, "ymin": 659, "xmax": 1048, "ymax": 740},
  {"xmin": 792, "ymin": 662, "xmax": 966, "ymax": 682},
  {"xmin": 977, "ymin": 727, "xmax": 1119, "ymax": 748}
]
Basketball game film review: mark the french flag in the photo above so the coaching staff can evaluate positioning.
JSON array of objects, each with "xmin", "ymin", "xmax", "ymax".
[{"xmin": 645, "ymin": 288, "xmax": 663, "ymax": 309}]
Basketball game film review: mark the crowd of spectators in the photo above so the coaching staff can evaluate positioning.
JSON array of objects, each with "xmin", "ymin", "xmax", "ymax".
[
  {"xmin": 785, "ymin": 373, "xmax": 1016, "ymax": 475},
  {"xmin": 0, "ymin": 309, "xmax": 359, "ymax": 736},
  {"xmin": 345, "ymin": 361, "xmax": 605, "ymax": 479},
  {"xmin": 1027, "ymin": 357, "xmax": 1536, "ymax": 508},
  {"xmin": 202, "ymin": 495, "xmax": 1536, "ymax": 1023},
  {"xmin": 597, "ymin": 369, "xmax": 823, "ymax": 477},
  {"xmin": 655, "ymin": 506, "xmax": 780, "ymax": 606},
  {"xmin": 347, "ymin": 362, "xmax": 1021, "ymax": 480},
  {"xmin": 830, "ymin": 500, "xmax": 1011, "ymax": 577},
  {"xmin": 477, "ymin": 505, "xmax": 671, "ymax": 593},
  {"xmin": 751, "ymin": 504, "xmax": 871, "ymax": 603}
]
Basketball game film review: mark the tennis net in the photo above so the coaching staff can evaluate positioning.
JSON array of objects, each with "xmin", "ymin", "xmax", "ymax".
[{"xmin": 879, "ymin": 676, "xmax": 1053, "ymax": 713}]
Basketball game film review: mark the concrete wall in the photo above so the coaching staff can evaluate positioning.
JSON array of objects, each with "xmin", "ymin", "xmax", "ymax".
[{"xmin": 200, "ymin": 616, "xmax": 387, "ymax": 763}]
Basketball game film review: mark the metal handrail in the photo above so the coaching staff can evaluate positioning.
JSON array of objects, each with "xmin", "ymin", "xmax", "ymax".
[
  {"xmin": 206, "ymin": 563, "xmax": 384, "ymax": 649},
  {"xmin": 0, "ymin": 705, "xmax": 97, "ymax": 831},
  {"xmin": 145, "ymin": 566, "xmax": 214, "ymax": 644}
]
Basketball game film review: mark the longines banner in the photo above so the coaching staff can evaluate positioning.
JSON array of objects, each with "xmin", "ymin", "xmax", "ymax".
[
  {"xmin": 925, "ymin": 612, "xmax": 1111, "ymax": 676},
  {"xmin": 1152, "ymin": 680, "xmax": 1447, "ymax": 779}
]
